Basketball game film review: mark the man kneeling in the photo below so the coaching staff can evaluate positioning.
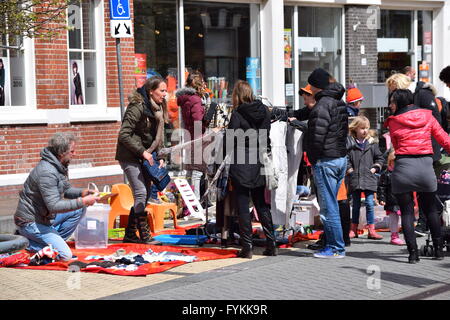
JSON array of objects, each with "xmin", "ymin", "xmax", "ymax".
[{"xmin": 14, "ymin": 132, "xmax": 100, "ymax": 263}]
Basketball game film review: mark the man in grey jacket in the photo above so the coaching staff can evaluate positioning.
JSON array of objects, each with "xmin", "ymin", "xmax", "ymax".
[{"xmin": 14, "ymin": 132, "xmax": 100, "ymax": 262}]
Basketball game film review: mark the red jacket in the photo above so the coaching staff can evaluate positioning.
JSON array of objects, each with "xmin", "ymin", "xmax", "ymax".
[
  {"xmin": 384, "ymin": 106, "xmax": 450, "ymax": 155},
  {"xmin": 176, "ymin": 87, "xmax": 205, "ymax": 140}
]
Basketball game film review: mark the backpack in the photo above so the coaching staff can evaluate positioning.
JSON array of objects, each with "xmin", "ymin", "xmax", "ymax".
[{"xmin": 435, "ymin": 97, "xmax": 449, "ymax": 133}]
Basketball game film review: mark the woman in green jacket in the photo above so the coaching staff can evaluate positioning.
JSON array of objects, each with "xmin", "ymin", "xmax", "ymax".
[{"xmin": 115, "ymin": 76, "xmax": 168, "ymax": 244}]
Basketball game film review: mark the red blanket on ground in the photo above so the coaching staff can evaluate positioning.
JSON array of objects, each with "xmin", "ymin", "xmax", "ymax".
[{"xmin": 0, "ymin": 242, "xmax": 238, "ymax": 276}]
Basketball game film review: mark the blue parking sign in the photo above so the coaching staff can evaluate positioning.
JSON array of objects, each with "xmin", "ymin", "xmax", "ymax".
[{"xmin": 110, "ymin": 0, "xmax": 130, "ymax": 20}]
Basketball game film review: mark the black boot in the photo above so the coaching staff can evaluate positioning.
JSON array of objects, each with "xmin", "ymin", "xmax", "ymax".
[
  {"xmin": 263, "ymin": 241, "xmax": 278, "ymax": 256},
  {"xmin": 307, "ymin": 232, "xmax": 326, "ymax": 250},
  {"xmin": 123, "ymin": 207, "xmax": 140, "ymax": 243},
  {"xmin": 256, "ymin": 205, "xmax": 278, "ymax": 257},
  {"xmin": 339, "ymin": 200, "xmax": 351, "ymax": 247},
  {"xmin": 433, "ymin": 238, "xmax": 444, "ymax": 260},
  {"xmin": 136, "ymin": 211, "xmax": 161, "ymax": 245},
  {"xmin": 237, "ymin": 205, "xmax": 255, "ymax": 259},
  {"xmin": 407, "ymin": 243, "xmax": 420, "ymax": 264},
  {"xmin": 237, "ymin": 245, "xmax": 253, "ymax": 259}
]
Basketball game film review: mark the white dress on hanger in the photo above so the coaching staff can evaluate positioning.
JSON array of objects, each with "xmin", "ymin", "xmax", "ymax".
[{"xmin": 269, "ymin": 120, "xmax": 288, "ymax": 225}]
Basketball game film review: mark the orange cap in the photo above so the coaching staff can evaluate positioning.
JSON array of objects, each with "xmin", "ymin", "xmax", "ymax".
[
  {"xmin": 299, "ymin": 84, "xmax": 313, "ymax": 95},
  {"xmin": 346, "ymin": 87, "xmax": 364, "ymax": 104}
]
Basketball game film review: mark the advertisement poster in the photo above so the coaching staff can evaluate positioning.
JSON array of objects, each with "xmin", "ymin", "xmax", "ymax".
[
  {"xmin": 284, "ymin": 29, "xmax": 292, "ymax": 69},
  {"xmin": 70, "ymin": 59, "xmax": 84, "ymax": 105},
  {"xmin": 246, "ymin": 57, "xmax": 261, "ymax": 97},
  {"xmin": 134, "ymin": 53, "xmax": 147, "ymax": 88},
  {"xmin": 0, "ymin": 57, "xmax": 7, "ymax": 106}
]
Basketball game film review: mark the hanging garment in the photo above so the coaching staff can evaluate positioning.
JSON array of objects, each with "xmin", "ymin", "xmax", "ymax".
[
  {"xmin": 285, "ymin": 124, "xmax": 304, "ymax": 228},
  {"xmin": 270, "ymin": 120, "xmax": 288, "ymax": 225}
]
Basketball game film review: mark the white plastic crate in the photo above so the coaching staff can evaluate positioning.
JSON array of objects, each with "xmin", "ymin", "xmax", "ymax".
[{"xmin": 75, "ymin": 203, "xmax": 110, "ymax": 249}]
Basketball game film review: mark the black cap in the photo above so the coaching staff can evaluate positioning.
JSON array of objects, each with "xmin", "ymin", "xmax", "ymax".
[{"xmin": 308, "ymin": 68, "xmax": 331, "ymax": 89}]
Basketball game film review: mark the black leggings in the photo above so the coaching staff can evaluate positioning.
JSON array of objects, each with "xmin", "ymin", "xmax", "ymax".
[
  {"xmin": 395, "ymin": 191, "xmax": 442, "ymax": 246},
  {"xmin": 234, "ymin": 184, "xmax": 275, "ymax": 247}
]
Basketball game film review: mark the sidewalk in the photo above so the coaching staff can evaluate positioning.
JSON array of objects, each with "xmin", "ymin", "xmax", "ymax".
[{"xmin": 2, "ymin": 231, "xmax": 449, "ymax": 300}]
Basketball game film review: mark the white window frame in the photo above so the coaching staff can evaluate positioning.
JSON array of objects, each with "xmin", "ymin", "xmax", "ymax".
[
  {"xmin": 0, "ymin": 37, "xmax": 41, "ymax": 125},
  {"xmin": 68, "ymin": 0, "xmax": 115, "ymax": 122}
]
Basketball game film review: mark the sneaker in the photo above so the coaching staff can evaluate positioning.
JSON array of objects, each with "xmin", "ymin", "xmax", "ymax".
[
  {"xmin": 414, "ymin": 224, "xmax": 428, "ymax": 237},
  {"xmin": 390, "ymin": 232, "xmax": 405, "ymax": 246},
  {"xmin": 313, "ymin": 247, "xmax": 345, "ymax": 259}
]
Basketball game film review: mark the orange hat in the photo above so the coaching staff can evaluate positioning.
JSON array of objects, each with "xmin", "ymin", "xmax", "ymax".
[
  {"xmin": 299, "ymin": 84, "xmax": 313, "ymax": 95},
  {"xmin": 346, "ymin": 87, "xmax": 364, "ymax": 104}
]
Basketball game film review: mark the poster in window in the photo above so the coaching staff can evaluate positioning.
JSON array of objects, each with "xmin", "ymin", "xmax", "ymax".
[
  {"xmin": 70, "ymin": 59, "xmax": 84, "ymax": 105},
  {"xmin": 0, "ymin": 57, "xmax": 6, "ymax": 106},
  {"xmin": 246, "ymin": 57, "xmax": 261, "ymax": 97},
  {"xmin": 284, "ymin": 29, "xmax": 292, "ymax": 69},
  {"xmin": 134, "ymin": 53, "xmax": 147, "ymax": 88}
]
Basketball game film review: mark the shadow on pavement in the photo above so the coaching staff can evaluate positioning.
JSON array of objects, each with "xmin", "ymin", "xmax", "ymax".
[{"xmin": 341, "ymin": 266, "xmax": 445, "ymax": 289}]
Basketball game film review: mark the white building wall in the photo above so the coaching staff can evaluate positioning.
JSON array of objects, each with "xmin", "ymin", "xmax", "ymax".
[
  {"xmin": 261, "ymin": 0, "xmax": 285, "ymax": 107},
  {"xmin": 433, "ymin": 0, "xmax": 450, "ymax": 100}
]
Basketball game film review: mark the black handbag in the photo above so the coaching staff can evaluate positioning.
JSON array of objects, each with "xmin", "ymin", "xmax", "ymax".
[{"xmin": 143, "ymin": 152, "xmax": 171, "ymax": 191}]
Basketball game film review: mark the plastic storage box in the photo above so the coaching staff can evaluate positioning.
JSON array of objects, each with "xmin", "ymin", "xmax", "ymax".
[
  {"xmin": 291, "ymin": 200, "xmax": 319, "ymax": 226},
  {"xmin": 75, "ymin": 203, "xmax": 110, "ymax": 249},
  {"xmin": 153, "ymin": 235, "xmax": 208, "ymax": 245}
]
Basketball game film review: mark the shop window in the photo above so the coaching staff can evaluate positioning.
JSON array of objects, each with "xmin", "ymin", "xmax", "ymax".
[
  {"xmin": 284, "ymin": 6, "xmax": 294, "ymax": 108},
  {"xmin": 184, "ymin": 2, "xmax": 260, "ymax": 104},
  {"xmin": 67, "ymin": 0, "xmax": 98, "ymax": 105},
  {"xmin": 377, "ymin": 10, "xmax": 413, "ymax": 82},
  {"xmin": 417, "ymin": 11, "xmax": 433, "ymax": 83},
  {"xmin": 297, "ymin": 7, "xmax": 342, "ymax": 86},
  {"xmin": 0, "ymin": 35, "xmax": 26, "ymax": 107},
  {"xmin": 134, "ymin": 0, "xmax": 178, "ymax": 129}
]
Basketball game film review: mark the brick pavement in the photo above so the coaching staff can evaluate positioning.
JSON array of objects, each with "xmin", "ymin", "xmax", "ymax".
[{"xmin": 101, "ymin": 234, "xmax": 450, "ymax": 300}]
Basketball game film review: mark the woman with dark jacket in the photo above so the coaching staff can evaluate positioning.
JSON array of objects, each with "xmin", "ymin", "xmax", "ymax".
[
  {"xmin": 115, "ymin": 76, "xmax": 168, "ymax": 244},
  {"xmin": 384, "ymin": 89, "xmax": 450, "ymax": 263},
  {"xmin": 176, "ymin": 71, "xmax": 207, "ymax": 201},
  {"xmin": 225, "ymin": 80, "xmax": 276, "ymax": 259}
]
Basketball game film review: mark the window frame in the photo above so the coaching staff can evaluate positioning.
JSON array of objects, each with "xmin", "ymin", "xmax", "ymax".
[
  {"xmin": 67, "ymin": 0, "xmax": 112, "ymax": 122},
  {"xmin": 0, "ymin": 36, "xmax": 40, "ymax": 124}
]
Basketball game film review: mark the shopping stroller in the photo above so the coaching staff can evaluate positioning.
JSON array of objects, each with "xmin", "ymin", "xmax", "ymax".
[{"xmin": 419, "ymin": 161, "xmax": 450, "ymax": 257}]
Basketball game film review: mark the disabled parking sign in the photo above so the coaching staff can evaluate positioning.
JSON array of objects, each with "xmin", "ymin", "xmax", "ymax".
[{"xmin": 110, "ymin": 0, "xmax": 130, "ymax": 20}]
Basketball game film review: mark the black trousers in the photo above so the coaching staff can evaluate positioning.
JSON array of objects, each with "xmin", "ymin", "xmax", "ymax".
[
  {"xmin": 395, "ymin": 191, "xmax": 442, "ymax": 247},
  {"xmin": 234, "ymin": 184, "xmax": 275, "ymax": 248}
]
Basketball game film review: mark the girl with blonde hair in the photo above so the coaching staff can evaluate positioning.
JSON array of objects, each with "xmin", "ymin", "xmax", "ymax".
[{"xmin": 347, "ymin": 116, "xmax": 385, "ymax": 240}]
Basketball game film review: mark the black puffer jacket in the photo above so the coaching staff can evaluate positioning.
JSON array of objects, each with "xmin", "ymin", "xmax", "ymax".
[
  {"xmin": 377, "ymin": 169, "xmax": 400, "ymax": 212},
  {"xmin": 226, "ymin": 100, "xmax": 271, "ymax": 188},
  {"xmin": 306, "ymin": 82, "xmax": 348, "ymax": 165},
  {"xmin": 414, "ymin": 81, "xmax": 444, "ymax": 162}
]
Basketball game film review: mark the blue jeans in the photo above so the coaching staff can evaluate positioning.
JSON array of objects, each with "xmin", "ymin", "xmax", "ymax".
[
  {"xmin": 351, "ymin": 190, "xmax": 375, "ymax": 225},
  {"xmin": 312, "ymin": 157, "xmax": 347, "ymax": 253},
  {"xmin": 17, "ymin": 208, "xmax": 86, "ymax": 261}
]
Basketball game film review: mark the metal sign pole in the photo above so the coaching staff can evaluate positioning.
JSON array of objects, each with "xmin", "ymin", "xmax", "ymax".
[
  {"xmin": 116, "ymin": 38, "xmax": 125, "ymax": 120},
  {"xmin": 115, "ymin": 37, "xmax": 127, "ymax": 184}
]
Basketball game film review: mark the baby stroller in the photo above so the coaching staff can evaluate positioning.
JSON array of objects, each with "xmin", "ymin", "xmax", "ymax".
[{"xmin": 419, "ymin": 162, "xmax": 450, "ymax": 257}]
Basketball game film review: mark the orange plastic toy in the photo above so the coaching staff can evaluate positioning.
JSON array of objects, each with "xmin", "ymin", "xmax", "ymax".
[
  {"xmin": 145, "ymin": 202, "xmax": 178, "ymax": 232},
  {"xmin": 108, "ymin": 184, "xmax": 134, "ymax": 230}
]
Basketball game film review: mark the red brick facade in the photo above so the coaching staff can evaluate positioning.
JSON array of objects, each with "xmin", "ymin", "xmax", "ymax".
[{"xmin": 0, "ymin": 0, "xmax": 137, "ymax": 198}]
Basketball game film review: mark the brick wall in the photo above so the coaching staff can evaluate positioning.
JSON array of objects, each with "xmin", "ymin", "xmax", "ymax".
[
  {"xmin": 0, "ymin": 122, "xmax": 121, "ymax": 175},
  {"xmin": 0, "ymin": 174, "xmax": 124, "ymax": 201},
  {"xmin": 345, "ymin": 5, "xmax": 378, "ymax": 87},
  {"xmin": 34, "ymin": 5, "xmax": 69, "ymax": 110},
  {"xmin": 0, "ymin": 0, "xmax": 138, "ymax": 199},
  {"xmin": 104, "ymin": 0, "xmax": 136, "ymax": 107}
]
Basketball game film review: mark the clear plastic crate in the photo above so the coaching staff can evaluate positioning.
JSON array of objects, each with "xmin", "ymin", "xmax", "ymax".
[{"xmin": 75, "ymin": 203, "xmax": 110, "ymax": 249}]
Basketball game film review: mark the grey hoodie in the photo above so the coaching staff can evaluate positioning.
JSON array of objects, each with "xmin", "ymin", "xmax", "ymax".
[{"xmin": 14, "ymin": 147, "xmax": 84, "ymax": 227}]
